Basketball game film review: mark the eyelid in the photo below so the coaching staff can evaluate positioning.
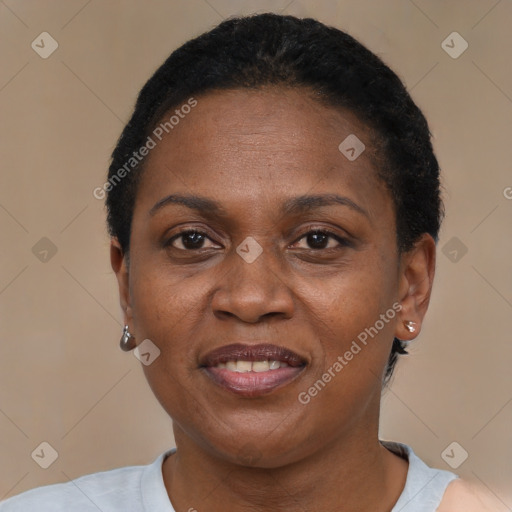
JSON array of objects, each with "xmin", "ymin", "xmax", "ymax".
[
  {"xmin": 164, "ymin": 222, "xmax": 222, "ymax": 240},
  {"xmin": 163, "ymin": 223, "xmax": 353, "ymax": 250},
  {"xmin": 290, "ymin": 224, "xmax": 353, "ymax": 243},
  {"xmin": 291, "ymin": 230, "xmax": 351, "ymax": 251},
  {"xmin": 165, "ymin": 227, "xmax": 222, "ymax": 249}
]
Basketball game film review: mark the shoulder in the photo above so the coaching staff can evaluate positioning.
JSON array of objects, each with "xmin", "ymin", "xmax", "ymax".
[
  {"xmin": 0, "ymin": 464, "xmax": 146, "ymax": 511},
  {"xmin": 437, "ymin": 478, "xmax": 496, "ymax": 512}
]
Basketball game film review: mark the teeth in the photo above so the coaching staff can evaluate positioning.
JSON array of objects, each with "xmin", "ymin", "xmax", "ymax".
[
  {"xmin": 217, "ymin": 360, "xmax": 288, "ymax": 372},
  {"xmin": 236, "ymin": 360, "xmax": 252, "ymax": 373},
  {"xmin": 252, "ymin": 361, "xmax": 270, "ymax": 372}
]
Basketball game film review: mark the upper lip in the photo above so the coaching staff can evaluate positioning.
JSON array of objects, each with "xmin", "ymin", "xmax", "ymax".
[{"xmin": 201, "ymin": 343, "xmax": 307, "ymax": 368}]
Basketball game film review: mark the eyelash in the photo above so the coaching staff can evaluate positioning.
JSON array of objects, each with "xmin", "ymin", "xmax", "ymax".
[{"xmin": 166, "ymin": 227, "xmax": 350, "ymax": 251}]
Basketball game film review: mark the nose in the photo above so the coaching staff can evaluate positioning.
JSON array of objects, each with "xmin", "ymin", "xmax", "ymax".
[{"xmin": 211, "ymin": 244, "xmax": 295, "ymax": 324}]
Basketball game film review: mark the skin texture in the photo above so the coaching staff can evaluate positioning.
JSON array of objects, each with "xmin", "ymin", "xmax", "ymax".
[{"xmin": 111, "ymin": 87, "xmax": 437, "ymax": 511}]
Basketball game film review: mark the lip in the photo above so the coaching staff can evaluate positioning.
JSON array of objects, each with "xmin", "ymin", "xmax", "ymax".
[{"xmin": 200, "ymin": 343, "xmax": 307, "ymax": 398}]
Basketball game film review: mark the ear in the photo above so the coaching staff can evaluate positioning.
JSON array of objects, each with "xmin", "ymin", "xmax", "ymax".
[
  {"xmin": 110, "ymin": 238, "xmax": 133, "ymax": 326},
  {"xmin": 395, "ymin": 233, "xmax": 436, "ymax": 341}
]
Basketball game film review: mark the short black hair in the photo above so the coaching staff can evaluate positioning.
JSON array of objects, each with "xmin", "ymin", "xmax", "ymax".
[{"xmin": 106, "ymin": 13, "xmax": 443, "ymax": 384}]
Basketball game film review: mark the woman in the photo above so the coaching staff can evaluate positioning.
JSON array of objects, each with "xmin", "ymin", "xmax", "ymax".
[{"xmin": 1, "ymin": 13, "xmax": 492, "ymax": 512}]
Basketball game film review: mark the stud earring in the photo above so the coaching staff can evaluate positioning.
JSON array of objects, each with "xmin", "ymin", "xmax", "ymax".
[
  {"xmin": 119, "ymin": 325, "xmax": 136, "ymax": 351},
  {"xmin": 404, "ymin": 320, "xmax": 416, "ymax": 333}
]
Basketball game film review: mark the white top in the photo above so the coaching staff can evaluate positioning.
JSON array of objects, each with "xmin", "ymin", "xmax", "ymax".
[{"xmin": 0, "ymin": 441, "xmax": 458, "ymax": 511}]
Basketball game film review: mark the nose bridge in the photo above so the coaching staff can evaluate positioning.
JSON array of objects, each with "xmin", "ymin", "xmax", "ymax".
[
  {"xmin": 235, "ymin": 237, "xmax": 279, "ymax": 290},
  {"xmin": 211, "ymin": 235, "xmax": 294, "ymax": 322}
]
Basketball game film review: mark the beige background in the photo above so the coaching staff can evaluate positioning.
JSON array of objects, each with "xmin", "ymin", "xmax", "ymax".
[{"xmin": 0, "ymin": 0, "xmax": 511, "ymax": 508}]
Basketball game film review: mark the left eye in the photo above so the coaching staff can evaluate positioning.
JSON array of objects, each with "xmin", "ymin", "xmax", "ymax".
[{"xmin": 292, "ymin": 230, "xmax": 347, "ymax": 250}]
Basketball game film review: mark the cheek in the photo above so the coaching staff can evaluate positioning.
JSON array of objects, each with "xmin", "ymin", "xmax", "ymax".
[
  {"xmin": 293, "ymin": 254, "xmax": 397, "ymax": 341},
  {"xmin": 129, "ymin": 266, "xmax": 209, "ymax": 422},
  {"xmin": 294, "ymin": 276, "xmax": 397, "ymax": 431},
  {"xmin": 292, "ymin": 254, "xmax": 398, "ymax": 401},
  {"xmin": 130, "ymin": 255, "xmax": 208, "ymax": 336},
  {"xmin": 128, "ymin": 259, "xmax": 212, "ymax": 386}
]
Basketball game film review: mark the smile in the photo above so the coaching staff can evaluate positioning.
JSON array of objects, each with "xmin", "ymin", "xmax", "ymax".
[
  {"xmin": 200, "ymin": 343, "xmax": 306, "ymax": 397},
  {"xmin": 215, "ymin": 360, "xmax": 289, "ymax": 371}
]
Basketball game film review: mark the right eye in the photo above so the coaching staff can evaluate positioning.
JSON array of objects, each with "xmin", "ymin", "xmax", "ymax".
[{"xmin": 165, "ymin": 229, "xmax": 221, "ymax": 251}]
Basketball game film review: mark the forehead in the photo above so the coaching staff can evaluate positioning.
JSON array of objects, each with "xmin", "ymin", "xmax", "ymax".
[{"xmin": 134, "ymin": 87, "xmax": 389, "ymax": 219}]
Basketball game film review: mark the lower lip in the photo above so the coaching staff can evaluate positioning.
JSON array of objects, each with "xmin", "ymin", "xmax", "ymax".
[{"xmin": 203, "ymin": 366, "xmax": 304, "ymax": 397}]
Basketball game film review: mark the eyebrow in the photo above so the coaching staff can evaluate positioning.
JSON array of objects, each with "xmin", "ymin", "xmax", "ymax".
[
  {"xmin": 281, "ymin": 193, "xmax": 369, "ymax": 218},
  {"xmin": 149, "ymin": 194, "xmax": 228, "ymax": 218},
  {"xmin": 149, "ymin": 193, "xmax": 369, "ymax": 219}
]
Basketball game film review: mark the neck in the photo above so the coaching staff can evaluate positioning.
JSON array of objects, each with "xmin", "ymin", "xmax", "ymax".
[{"xmin": 162, "ymin": 424, "xmax": 408, "ymax": 512}]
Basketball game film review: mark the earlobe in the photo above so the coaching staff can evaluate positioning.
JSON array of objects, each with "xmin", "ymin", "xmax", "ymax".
[
  {"xmin": 110, "ymin": 238, "xmax": 133, "ymax": 324},
  {"xmin": 395, "ymin": 234, "xmax": 436, "ymax": 341}
]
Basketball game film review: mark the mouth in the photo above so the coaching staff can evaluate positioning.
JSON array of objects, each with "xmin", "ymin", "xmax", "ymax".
[{"xmin": 200, "ymin": 343, "xmax": 307, "ymax": 397}]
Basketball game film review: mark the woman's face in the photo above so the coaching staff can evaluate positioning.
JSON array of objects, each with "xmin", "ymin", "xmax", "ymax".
[{"xmin": 113, "ymin": 87, "xmax": 432, "ymax": 467}]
